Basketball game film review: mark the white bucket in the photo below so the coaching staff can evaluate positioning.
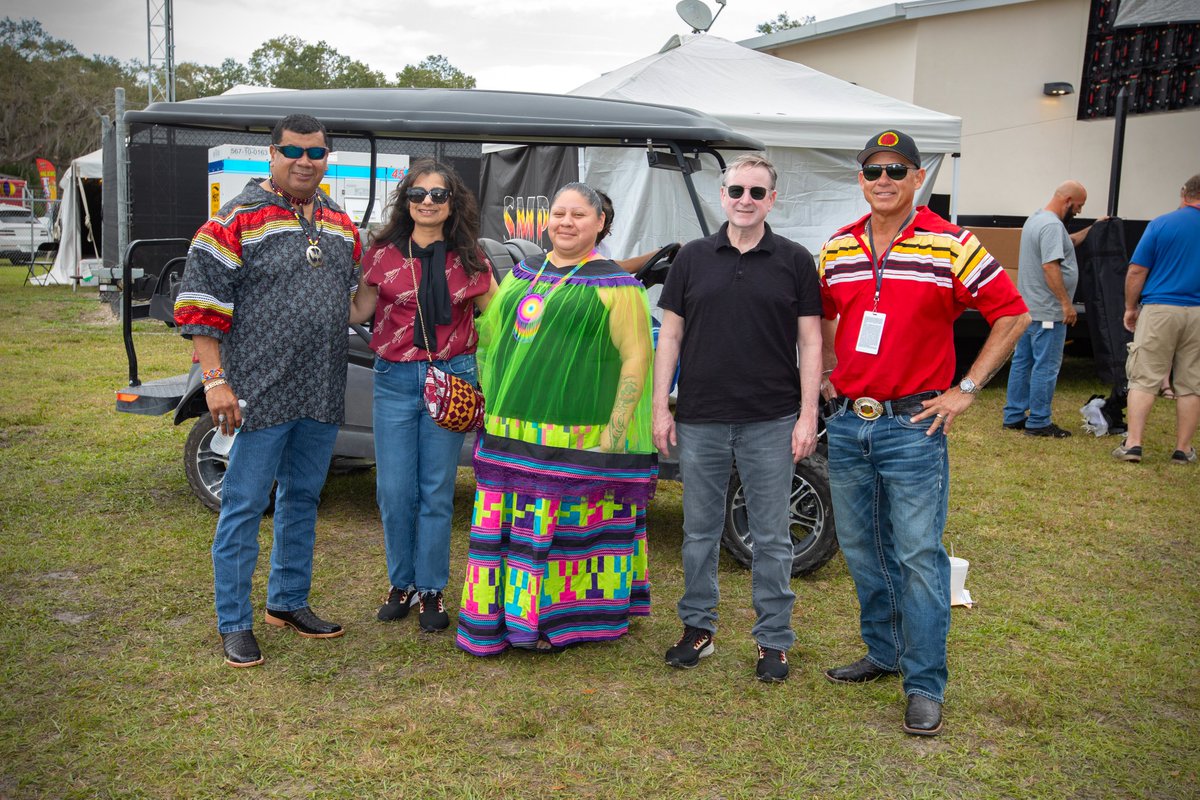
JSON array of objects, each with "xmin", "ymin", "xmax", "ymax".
[{"xmin": 948, "ymin": 556, "xmax": 970, "ymax": 606}]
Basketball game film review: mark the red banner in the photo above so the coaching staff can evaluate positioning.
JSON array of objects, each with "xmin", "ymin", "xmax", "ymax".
[{"xmin": 35, "ymin": 158, "xmax": 57, "ymax": 201}]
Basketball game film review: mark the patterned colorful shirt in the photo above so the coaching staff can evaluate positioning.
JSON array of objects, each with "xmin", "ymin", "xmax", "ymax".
[
  {"xmin": 818, "ymin": 206, "xmax": 1027, "ymax": 399},
  {"xmin": 174, "ymin": 180, "xmax": 362, "ymax": 431},
  {"xmin": 362, "ymin": 241, "xmax": 491, "ymax": 362}
]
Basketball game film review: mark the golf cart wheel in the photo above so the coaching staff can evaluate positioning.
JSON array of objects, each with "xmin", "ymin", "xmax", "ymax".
[
  {"xmin": 183, "ymin": 416, "xmax": 283, "ymax": 515},
  {"xmin": 183, "ymin": 416, "xmax": 227, "ymax": 513},
  {"xmin": 721, "ymin": 453, "xmax": 839, "ymax": 578}
]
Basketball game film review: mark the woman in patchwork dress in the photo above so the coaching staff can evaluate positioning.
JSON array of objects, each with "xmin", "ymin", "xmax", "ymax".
[{"xmin": 456, "ymin": 182, "xmax": 657, "ymax": 655}]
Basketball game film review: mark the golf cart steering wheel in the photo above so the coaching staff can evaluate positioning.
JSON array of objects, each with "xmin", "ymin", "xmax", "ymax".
[
  {"xmin": 350, "ymin": 322, "xmax": 373, "ymax": 347},
  {"xmin": 634, "ymin": 242, "xmax": 682, "ymax": 288}
]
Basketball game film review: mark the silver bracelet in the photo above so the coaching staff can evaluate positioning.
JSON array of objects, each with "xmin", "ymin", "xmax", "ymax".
[{"xmin": 203, "ymin": 378, "xmax": 227, "ymax": 393}]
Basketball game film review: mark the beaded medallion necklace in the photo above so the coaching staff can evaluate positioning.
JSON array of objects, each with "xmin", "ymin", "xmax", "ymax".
[
  {"xmin": 512, "ymin": 250, "xmax": 597, "ymax": 343},
  {"xmin": 269, "ymin": 179, "xmax": 324, "ymax": 267}
]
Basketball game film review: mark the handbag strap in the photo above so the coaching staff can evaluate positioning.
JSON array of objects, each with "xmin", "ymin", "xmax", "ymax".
[{"xmin": 408, "ymin": 239, "xmax": 435, "ymax": 364}]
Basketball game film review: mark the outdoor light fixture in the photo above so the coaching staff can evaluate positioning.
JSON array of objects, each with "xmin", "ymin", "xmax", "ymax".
[
  {"xmin": 676, "ymin": 0, "xmax": 727, "ymax": 33},
  {"xmin": 1043, "ymin": 82, "xmax": 1075, "ymax": 96}
]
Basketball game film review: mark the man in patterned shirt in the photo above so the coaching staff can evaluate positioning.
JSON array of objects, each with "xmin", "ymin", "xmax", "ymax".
[
  {"xmin": 175, "ymin": 114, "xmax": 362, "ymax": 668},
  {"xmin": 817, "ymin": 130, "xmax": 1028, "ymax": 735}
]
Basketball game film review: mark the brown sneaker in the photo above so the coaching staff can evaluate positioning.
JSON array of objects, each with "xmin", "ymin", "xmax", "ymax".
[{"xmin": 1111, "ymin": 442, "xmax": 1143, "ymax": 462}]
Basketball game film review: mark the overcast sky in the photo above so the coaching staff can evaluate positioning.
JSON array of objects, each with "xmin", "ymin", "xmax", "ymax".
[{"xmin": 11, "ymin": 0, "xmax": 885, "ymax": 93}]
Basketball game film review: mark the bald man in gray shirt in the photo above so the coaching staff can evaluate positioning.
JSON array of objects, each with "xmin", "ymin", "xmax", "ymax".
[{"xmin": 1002, "ymin": 181, "xmax": 1096, "ymax": 437}]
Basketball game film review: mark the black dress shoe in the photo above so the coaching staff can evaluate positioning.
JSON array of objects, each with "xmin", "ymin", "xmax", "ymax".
[
  {"xmin": 824, "ymin": 657, "xmax": 899, "ymax": 684},
  {"xmin": 1002, "ymin": 418, "xmax": 1026, "ymax": 430},
  {"xmin": 264, "ymin": 606, "xmax": 344, "ymax": 639},
  {"xmin": 903, "ymin": 694, "xmax": 943, "ymax": 736},
  {"xmin": 221, "ymin": 629, "xmax": 264, "ymax": 667},
  {"xmin": 1024, "ymin": 422, "xmax": 1072, "ymax": 438}
]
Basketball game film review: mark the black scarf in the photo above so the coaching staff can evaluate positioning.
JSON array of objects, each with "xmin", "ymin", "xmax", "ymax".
[{"xmin": 408, "ymin": 238, "xmax": 451, "ymax": 352}]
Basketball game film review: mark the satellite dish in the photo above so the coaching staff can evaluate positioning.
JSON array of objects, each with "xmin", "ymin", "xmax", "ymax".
[{"xmin": 676, "ymin": 0, "xmax": 713, "ymax": 32}]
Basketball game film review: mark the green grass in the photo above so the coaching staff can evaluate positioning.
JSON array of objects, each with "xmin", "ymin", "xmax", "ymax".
[{"xmin": 1, "ymin": 264, "xmax": 1197, "ymax": 798}]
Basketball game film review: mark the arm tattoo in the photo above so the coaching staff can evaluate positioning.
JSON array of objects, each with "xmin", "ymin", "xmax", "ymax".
[{"xmin": 607, "ymin": 376, "xmax": 640, "ymax": 446}]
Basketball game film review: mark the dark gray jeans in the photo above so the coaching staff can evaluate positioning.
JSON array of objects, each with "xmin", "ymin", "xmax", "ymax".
[{"xmin": 675, "ymin": 415, "xmax": 797, "ymax": 651}]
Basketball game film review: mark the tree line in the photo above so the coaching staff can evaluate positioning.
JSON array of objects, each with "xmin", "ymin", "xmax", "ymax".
[
  {"xmin": 0, "ymin": 18, "xmax": 476, "ymax": 183},
  {"xmin": 1, "ymin": 11, "xmax": 813, "ymax": 184}
]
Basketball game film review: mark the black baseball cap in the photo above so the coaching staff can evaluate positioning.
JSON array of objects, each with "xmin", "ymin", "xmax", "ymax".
[{"xmin": 856, "ymin": 130, "xmax": 922, "ymax": 168}]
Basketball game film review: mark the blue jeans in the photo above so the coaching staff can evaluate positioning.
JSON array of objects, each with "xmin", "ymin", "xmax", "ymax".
[
  {"xmin": 824, "ymin": 407, "xmax": 950, "ymax": 703},
  {"xmin": 1003, "ymin": 321, "xmax": 1068, "ymax": 429},
  {"xmin": 213, "ymin": 417, "xmax": 339, "ymax": 633},
  {"xmin": 372, "ymin": 355, "xmax": 474, "ymax": 594},
  {"xmin": 676, "ymin": 416, "xmax": 797, "ymax": 651}
]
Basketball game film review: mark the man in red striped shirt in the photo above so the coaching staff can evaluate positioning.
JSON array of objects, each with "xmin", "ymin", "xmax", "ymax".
[{"xmin": 817, "ymin": 130, "xmax": 1028, "ymax": 736}]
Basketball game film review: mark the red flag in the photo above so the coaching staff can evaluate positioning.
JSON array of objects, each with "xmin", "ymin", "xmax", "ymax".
[{"xmin": 35, "ymin": 158, "xmax": 57, "ymax": 201}]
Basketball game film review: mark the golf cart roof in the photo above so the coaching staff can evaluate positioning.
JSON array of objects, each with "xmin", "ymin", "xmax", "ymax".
[{"xmin": 124, "ymin": 88, "xmax": 765, "ymax": 151}]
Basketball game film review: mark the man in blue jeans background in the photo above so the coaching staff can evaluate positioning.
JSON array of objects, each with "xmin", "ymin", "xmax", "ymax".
[
  {"xmin": 1002, "ymin": 180, "xmax": 1096, "ymax": 438},
  {"xmin": 818, "ymin": 131, "xmax": 1028, "ymax": 734},
  {"xmin": 653, "ymin": 153, "xmax": 823, "ymax": 682},
  {"xmin": 175, "ymin": 114, "xmax": 362, "ymax": 667}
]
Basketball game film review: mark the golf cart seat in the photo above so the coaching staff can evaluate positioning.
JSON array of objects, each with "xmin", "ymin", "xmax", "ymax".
[
  {"xmin": 503, "ymin": 238, "xmax": 544, "ymax": 267},
  {"xmin": 149, "ymin": 256, "xmax": 188, "ymax": 325},
  {"xmin": 478, "ymin": 237, "xmax": 515, "ymax": 283}
]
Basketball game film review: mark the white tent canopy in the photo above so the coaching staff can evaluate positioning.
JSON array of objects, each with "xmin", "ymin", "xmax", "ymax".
[
  {"xmin": 35, "ymin": 148, "xmax": 102, "ymax": 286},
  {"xmin": 568, "ymin": 35, "xmax": 962, "ymax": 255}
]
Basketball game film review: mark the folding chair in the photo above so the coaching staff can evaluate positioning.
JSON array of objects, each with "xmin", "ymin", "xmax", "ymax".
[{"xmin": 24, "ymin": 241, "xmax": 59, "ymax": 286}]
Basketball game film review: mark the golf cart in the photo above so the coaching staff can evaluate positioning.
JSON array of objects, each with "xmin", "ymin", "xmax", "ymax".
[{"xmin": 114, "ymin": 88, "xmax": 837, "ymax": 577}]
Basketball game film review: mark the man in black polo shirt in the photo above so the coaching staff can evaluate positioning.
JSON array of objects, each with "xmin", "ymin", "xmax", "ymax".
[{"xmin": 654, "ymin": 153, "xmax": 823, "ymax": 682}]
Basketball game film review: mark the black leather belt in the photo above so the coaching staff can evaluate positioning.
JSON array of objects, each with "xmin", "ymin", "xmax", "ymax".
[{"xmin": 832, "ymin": 391, "xmax": 942, "ymax": 420}]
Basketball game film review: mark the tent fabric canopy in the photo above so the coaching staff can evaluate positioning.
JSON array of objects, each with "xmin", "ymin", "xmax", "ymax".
[
  {"xmin": 573, "ymin": 34, "xmax": 961, "ymax": 153},
  {"xmin": 565, "ymin": 35, "xmax": 962, "ymax": 256},
  {"xmin": 34, "ymin": 148, "xmax": 102, "ymax": 286}
]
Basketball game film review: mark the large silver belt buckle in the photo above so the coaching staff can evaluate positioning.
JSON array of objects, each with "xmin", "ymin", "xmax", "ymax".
[{"xmin": 852, "ymin": 397, "xmax": 884, "ymax": 421}]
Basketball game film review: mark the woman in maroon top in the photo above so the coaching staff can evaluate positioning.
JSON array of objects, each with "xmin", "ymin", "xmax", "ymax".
[{"xmin": 351, "ymin": 159, "xmax": 497, "ymax": 632}]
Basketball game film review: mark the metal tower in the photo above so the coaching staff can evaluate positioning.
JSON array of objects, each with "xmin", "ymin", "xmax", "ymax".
[{"xmin": 146, "ymin": 0, "xmax": 175, "ymax": 104}]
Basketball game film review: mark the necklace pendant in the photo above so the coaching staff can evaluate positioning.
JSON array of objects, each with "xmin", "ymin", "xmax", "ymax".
[
  {"xmin": 512, "ymin": 292, "xmax": 545, "ymax": 343},
  {"xmin": 306, "ymin": 244, "xmax": 323, "ymax": 267}
]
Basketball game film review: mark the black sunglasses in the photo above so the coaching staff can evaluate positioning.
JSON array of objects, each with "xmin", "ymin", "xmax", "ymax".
[
  {"xmin": 861, "ymin": 163, "xmax": 915, "ymax": 182},
  {"xmin": 406, "ymin": 187, "xmax": 453, "ymax": 204},
  {"xmin": 273, "ymin": 144, "xmax": 329, "ymax": 160},
  {"xmin": 726, "ymin": 184, "xmax": 769, "ymax": 201}
]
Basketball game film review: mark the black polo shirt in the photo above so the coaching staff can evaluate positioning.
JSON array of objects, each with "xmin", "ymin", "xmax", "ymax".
[{"xmin": 659, "ymin": 222, "xmax": 821, "ymax": 423}]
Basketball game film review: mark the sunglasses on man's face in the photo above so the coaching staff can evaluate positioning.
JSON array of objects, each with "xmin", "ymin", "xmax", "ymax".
[
  {"xmin": 726, "ymin": 184, "xmax": 769, "ymax": 201},
  {"xmin": 861, "ymin": 163, "xmax": 915, "ymax": 182},
  {"xmin": 406, "ymin": 187, "xmax": 452, "ymax": 204},
  {"xmin": 273, "ymin": 144, "xmax": 329, "ymax": 160}
]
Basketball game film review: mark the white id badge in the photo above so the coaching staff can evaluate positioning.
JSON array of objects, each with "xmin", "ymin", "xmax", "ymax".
[
  {"xmin": 856, "ymin": 311, "xmax": 886, "ymax": 354},
  {"xmin": 1042, "ymin": 320, "xmax": 1055, "ymax": 330}
]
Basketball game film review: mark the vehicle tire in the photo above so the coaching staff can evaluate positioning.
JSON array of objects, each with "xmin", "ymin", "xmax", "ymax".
[
  {"xmin": 721, "ymin": 453, "xmax": 839, "ymax": 578},
  {"xmin": 183, "ymin": 416, "xmax": 284, "ymax": 515},
  {"xmin": 183, "ymin": 416, "xmax": 227, "ymax": 513}
]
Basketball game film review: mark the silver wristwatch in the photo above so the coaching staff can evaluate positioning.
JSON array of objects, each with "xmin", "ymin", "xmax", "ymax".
[{"xmin": 959, "ymin": 377, "xmax": 980, "ymax": 395}]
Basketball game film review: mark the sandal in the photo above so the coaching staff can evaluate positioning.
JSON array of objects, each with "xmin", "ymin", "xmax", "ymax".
[{"xmin": 535, "ymin": 635, "xmax": 565, "ymax": 654}]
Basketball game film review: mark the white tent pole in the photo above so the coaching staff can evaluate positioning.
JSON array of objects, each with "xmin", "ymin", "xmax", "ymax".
[{"xmin": 950, "ymin": 152, "xmax": 960, "ymax": 224}]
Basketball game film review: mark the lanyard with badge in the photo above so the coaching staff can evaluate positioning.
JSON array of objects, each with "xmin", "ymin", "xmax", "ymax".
[{"xmin": 856, "ymin": 211, "xmax": 914, "ymax": 355}]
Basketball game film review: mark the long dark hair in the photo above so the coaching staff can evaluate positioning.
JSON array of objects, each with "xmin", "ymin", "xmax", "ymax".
[{"xmin": 371, "ymin": 158, "xmax": 486, "ymax": 275}]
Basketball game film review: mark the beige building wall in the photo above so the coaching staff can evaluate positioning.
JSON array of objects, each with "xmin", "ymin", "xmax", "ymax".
[{"xmin": 761, "ymin": 0, "xmax": 1200, "ymax": 221}]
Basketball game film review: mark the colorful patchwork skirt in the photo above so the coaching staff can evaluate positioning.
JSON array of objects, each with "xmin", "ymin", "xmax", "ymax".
[
  {"xmin": 456, "ymin": 436, "xmax": 656, "ymax": 656},
  {"xmin": 458, "ymin": 429, "xmax": 662, "ymax": 652}
]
